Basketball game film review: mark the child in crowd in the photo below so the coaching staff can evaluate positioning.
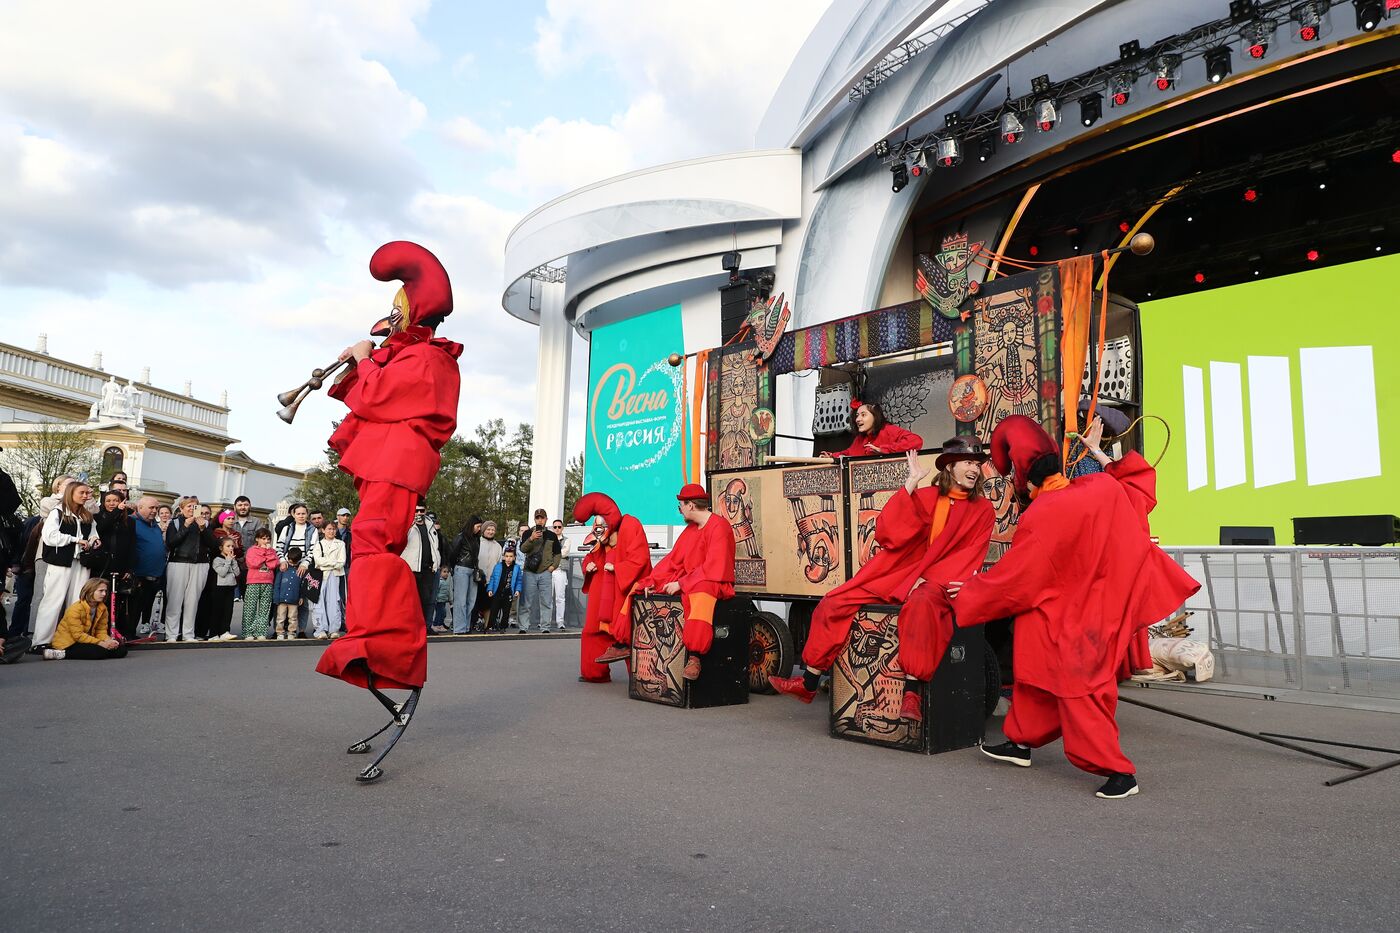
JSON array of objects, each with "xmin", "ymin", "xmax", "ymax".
[
  {"xmin": 242, "ymin": 529, "xmax": 278, "ymax": 640},
  {"xmin": 273, "ymin": 547, "xmax": 304, "ymax": 640},
  {"xmin": 205, "ymin": 538, "xmax": 239, "ymax": 642},
  {"xmin": 434, "ymin": 566, "xmax": 452, "ymax": 632},
  {"xmin": 484, "ymin": 547, "xmax": 523, "ymax": 632},
  {"xmin": 47, "ymin": 578, "xmax": 127, "ymax": 660},
  {"xmin": 310, "ymin": 522, "xmax": 346, "ymax": 639}
]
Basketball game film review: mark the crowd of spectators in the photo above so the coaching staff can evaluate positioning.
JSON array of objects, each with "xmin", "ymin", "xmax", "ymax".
[{"xmin": 0, "ymin": 466, "xmax": 580, "ymax": 661}]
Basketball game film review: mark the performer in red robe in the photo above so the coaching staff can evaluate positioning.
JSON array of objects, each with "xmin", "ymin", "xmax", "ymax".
[
  {"xmin": 771, "ymin": 438, "xmax": 995, "ymax": 721},
  {"xmin": 631, "ymin": 483, "xmax": 735, "ymax": 680},
  {"xmin": 313, "ymin": 240, "xmax": 462, "ymax": 783},
  {"xmin": 913, "ymin": 415, "xmax": 1199, "ymax": 799},
  {"xmin": 572, "ymin": 492, "xmax": 652, "ymax": 683},
  {"xmin": 820, "ymin": 400, "xmax": 923, "ymax": 458}
]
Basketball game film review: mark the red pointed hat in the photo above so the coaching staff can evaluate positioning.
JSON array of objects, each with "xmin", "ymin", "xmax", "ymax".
[
  {"xmin": 990, "ymin": 415, "xmax": 1058, "ymax": 494},
  {"xmin": 573, "ymin": 492, "xmax": 622, "ymax": 528},
  {"xmin": 369, "ymin": 241, "xmax": 453, "ymax": 327},
  {"xmin": 676, "ymin": 483, "xmax": 711, "ymax": 504}
]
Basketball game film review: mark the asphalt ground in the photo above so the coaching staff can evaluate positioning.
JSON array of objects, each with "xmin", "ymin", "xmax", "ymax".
[{"xmin": 4, "ymin": 638, "xmax": 1398, "ymax": 932}]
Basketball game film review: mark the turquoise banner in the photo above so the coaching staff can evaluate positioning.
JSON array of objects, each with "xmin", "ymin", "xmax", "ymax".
[{"xmin": 584, "ymin": 305, "xmax": 686, "ymax": 524}]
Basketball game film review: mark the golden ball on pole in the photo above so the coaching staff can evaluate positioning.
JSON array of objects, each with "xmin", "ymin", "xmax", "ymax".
[
  {"xmin": 667, "ymin": 352, "xmax": 683, "ymax": 367},
  {"xmin": 1129, "ymin": 232, "xmax": 1155, "ymax": 256}
]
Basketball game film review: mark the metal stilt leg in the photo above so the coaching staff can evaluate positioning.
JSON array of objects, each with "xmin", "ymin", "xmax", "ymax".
[{"xmin": 355, "ymin": 687, "xmax": 421, "ymax": 783}]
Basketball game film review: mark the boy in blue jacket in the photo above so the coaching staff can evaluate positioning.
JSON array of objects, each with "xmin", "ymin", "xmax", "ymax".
[
  {"xmin": 273, "ymin": 547, "xmax": 305, "ymax": 640},
  {"xmin": 484, "ymin": 548, "xmax": 523, "ymax": 632}
]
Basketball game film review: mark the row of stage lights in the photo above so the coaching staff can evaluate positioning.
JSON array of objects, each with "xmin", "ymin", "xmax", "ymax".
[{"xmin": 885, "ymin": 0, "xmax": 1396, "ymax": 192}]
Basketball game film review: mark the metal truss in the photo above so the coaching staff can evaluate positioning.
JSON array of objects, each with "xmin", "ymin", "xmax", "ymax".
[
  {"xmin": 525, "ymin": 263, "xmax": 568, "ymax": 284},
  {"xmin": 848, "ymin": 2, "xmax": 994, "ymax": 101}
]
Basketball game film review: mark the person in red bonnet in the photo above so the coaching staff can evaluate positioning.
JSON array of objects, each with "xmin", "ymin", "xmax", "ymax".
[
  {"xmin": 913, "ymin": 414, "xmax": 1200, "ymax": 799},
  {"xmin": 770, "ymin": 439, "xmax": 995, "ymax": 722},
  {"xmin": 572, "ymin": 492, "xmax": 652, "ymax": 683},
  {"xmin": 313, "ymin": 240, "xmax": 462, "ymax": 783},
  {"xmin": 819, "ymin": 400, "xmax": 923, "ymax": 458},
  {"xmin": 630, "ymin": 484, "xmax": 735, "ymax": 681}
]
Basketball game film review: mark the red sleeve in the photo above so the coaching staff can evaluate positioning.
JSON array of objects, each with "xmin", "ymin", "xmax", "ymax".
[
  {"xmin": 612, "ymin": 520, "xmax": 652, "ymax": 594},
  {"xmin": 949, "ymin": 509, "xmax": 1061, "ymax": 628},
  {"xmin": 581, "ymin": 545, "xmax": 605, "ymax": 594},
  {"xmin": 679, "ymin": 517, "xmax": 736, "ymax": 595},
  {"xmin": 638, "ymin": 532, "xmax": 686, "ymax": 589},
  {"xmin": 1105, "ymin": 451, "xmax": 1157, "ymax": 532},
  {"xmin": 873, "ymin": 487, "xmax": 939, "ymax": 551},
  {"xmin": 341, "ymin": 346, "xmax": 458, "ymax": 424},
  {"xmin": 877, "ymin": 424, "xmax": 924, "ymax": 453}
]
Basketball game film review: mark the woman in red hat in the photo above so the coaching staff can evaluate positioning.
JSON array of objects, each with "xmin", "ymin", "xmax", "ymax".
[
  {"xmin": 771, "ymin": 438, "xmax": 995, "ymax": 720},
  {"xmin": 820, "ymin": 400, "xmax": 923, "ymax": 459}
]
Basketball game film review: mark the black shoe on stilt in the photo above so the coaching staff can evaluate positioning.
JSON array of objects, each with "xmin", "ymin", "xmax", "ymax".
[{"xmin": 1095, "ymin": 773, "xmax": 1139, "ymax": 799}]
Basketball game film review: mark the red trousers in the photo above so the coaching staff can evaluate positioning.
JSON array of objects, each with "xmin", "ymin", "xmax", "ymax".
[
  {"xmin": 1003, "ymin": 682, "xmax": 1135, "ymax": 776},
  {"xmin": 316, "ymin": 480, "xmax": 426, "ymax": 691},
  {"xmin": 580, "ymin": 611, "xmax": 613, "ymax": 683},
  {"xmin": 615, "ymin": 588, "xmax": 714, "ymax": 654},
  {"xmin": 803, "ymin": 583, "xmax": 939, "ymax": 680}
]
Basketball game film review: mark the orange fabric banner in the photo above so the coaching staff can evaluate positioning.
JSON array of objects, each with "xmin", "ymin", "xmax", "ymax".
[
  {"xmin": 1058, "ymin": 255, "xmax": 1095, "ymax": 463},
  {"xmin": 691, "ymin": 351, "xmax": 709, "ymax": 483}
]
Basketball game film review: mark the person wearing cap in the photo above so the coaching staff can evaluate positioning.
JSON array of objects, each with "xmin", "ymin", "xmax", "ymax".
[
  {"xmin": 335, "ymin": 506, "xmax": 353, "ymax": 574},
  {"xmin": 771, "ymin": 438, "xmax": 995, "ymax": 720},
  {"xmin": 819, "ymin": 400, "xmax": 923, "ymax": 459},
  {"xmin": 519, "ymin": 507, "xmax": 561, "ymax": 634},
  {"xmin": 630, "ymin": 483, "xmax": 735, "ymax": 680},
  {"xmin": 912, "ymin": 415, "xmax": 1200, "ymax": 799}
]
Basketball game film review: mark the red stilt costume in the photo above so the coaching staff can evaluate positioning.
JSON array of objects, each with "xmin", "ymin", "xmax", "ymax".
[
  {"xmin": 572, "ymin": 493, "xmax": 652, "ymax": 683},
  {"xmin": 911, "ymin": 416, "xmax": 1200, "ymax": 782},
  {"xmin": 634, "ymin": 484, "xmax": 734, "ymax": 664},
  {"xmin": 311, "ymin": 241, "xmax": 461, "ymax": 782}
]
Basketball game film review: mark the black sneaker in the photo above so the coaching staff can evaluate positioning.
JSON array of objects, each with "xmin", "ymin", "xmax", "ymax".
[
  {"xmin": 1095, "ymin": 773, "xmax": 1139, "ymax": 799},
  {"xmin": 980, "ymin": 741, "xmax": 1032, "ymax": 767}
]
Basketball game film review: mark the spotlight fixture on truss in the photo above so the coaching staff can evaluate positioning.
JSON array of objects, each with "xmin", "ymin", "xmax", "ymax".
[
  {"xmin": 874, "ymin": 139, "xmax": 890, "ymax": 158},
  {"xmin": 1353, "ymin": 0, "xmax": 1384, "ymax": 30},
  {"xmin": 1079, "ymin": 92, "xmax": 1103, "ymax": 127},
  {"xmin": 1034, "ymin": 98, "xmax": 1059, "ymax": 132},
  {"xmin": 891, "ymin": 160, "xmax": 909, "ymax": 193},
  {"xmin": 1205, "ymin": 46, "xmax": 1232, "ymax": 84},
  {"xmin": 1244, "ymin": 18, "xmax": 1272, "ymax": 58},
  {"xmin": 1229, "ymin": 0, "xmax": 1260, "ymax": 23},
  {"xmin": 977, "ymin": 136, "xmax": 995, "ymax": 163},
  {"xmin": 936, "ymin": 135, "xmax": 963, "ymax": 167},
  {"xmin": 1153, "ymin": 54, "xmax": 1182, "ymax": 91},
  {"xmin": 1110, "ymin": 71, "xmax": 1134, "ymax": 107},
  {"xmin": 1000, "ymin": 110, "xmax": 1025, "ymax": 144},
  {"xmin": 910, "ymin": 148, "xmax": 929, "ymax": 177},
  {"xmin": 1293, "ymin": 0, "xmax": 1326, "ymax": 41}
]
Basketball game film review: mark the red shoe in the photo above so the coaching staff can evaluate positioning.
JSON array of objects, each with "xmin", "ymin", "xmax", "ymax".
[
  {"xmin": 769, "ymin": 675, "xmax": 817, "ymax": 704},
  {"xmin": 594, "ymin": 644, "xmax": 630, "ymax": 665},
  {"xmin": 900, "ymin": 688, "xmax": 923, "ymax": 723},
  {"xmin": 683, "ymin": 657, "xmax": 701, "ymax": 681}
]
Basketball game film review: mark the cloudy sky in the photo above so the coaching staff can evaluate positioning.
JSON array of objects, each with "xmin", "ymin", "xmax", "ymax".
[{"xmin": 0, "ymin": 0, "xmax": 832, "ymax": 469}]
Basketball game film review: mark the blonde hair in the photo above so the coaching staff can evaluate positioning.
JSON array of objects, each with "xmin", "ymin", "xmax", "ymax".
[
  {"xmin": 80, "ymin": 577, "xmax": 108, "ymax": 605},
  {"xmin": 61, "ymin": 482, "xmax": 92, "ymax": 516}
]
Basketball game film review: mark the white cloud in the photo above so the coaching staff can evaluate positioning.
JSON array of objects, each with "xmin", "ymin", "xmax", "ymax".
[
  {"xmin": 489, "ymin": 116, "xmax": 635, "ymax": 199},
  {"xmin": 441, "ymin": 115, "xmax": 497, "ymax": 153}
]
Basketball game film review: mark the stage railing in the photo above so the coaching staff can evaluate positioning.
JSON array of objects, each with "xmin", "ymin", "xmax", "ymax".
[{"xmin": 1161, "ymin": 546, "xmax": 1400, "ymax": 701}]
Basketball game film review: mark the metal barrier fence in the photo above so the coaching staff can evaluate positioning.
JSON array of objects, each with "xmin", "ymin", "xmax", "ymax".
[{"xmin": 1162, "ymin": 547, "xmax": 1400, "ymax": 700}]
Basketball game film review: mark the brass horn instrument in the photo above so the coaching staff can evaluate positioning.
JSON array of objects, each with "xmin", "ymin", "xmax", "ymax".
[{"xmin": 276, "ymin": 359, "xmax": 350, "ymax": 424}]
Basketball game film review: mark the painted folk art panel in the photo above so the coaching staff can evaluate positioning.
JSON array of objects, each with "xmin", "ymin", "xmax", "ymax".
[
  {"xmin": 718, "ymin": 463, "xmax": 845, "ymax": 599},
  {"xmin": 707, "ymin": 346, "xmax": 773, "ymax": 471},
  {"xmin": 628, "ymin": 595, "xmax": 688, "ymax": 707},
  {"xmin": 829, "ymin": 605, "xmax": 924, "ymax": 752},
  {"xmin": 845, "ymin": 452, "xmax": 940, "ymax": 574}
]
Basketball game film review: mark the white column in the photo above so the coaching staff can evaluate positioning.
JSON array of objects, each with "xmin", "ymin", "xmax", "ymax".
[{"xmin": 529, "ymin": 283, "xmax": 572, "ymax": 520}]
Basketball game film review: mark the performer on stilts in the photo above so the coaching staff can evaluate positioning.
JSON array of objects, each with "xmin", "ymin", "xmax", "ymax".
[
  {"xmin": 906, "ymin": 415, "xmax": 1200, "ymax": 799},
  {"xmin": 314, "ymin": 240, "xmax": 462, "ymax": 783},
  {"xmin": 622, "ymin": 484, "xmax": 734, "ymax": 681},
  {"xmin": 770, "ymin": 439, "xmax": 995, "ymax": 721},
  {"xmin": 572, "ymin": 492, "xmax": 651, "ymax": 683}
]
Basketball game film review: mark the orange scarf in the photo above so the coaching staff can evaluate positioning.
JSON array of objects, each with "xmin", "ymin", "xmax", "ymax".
[
  {"xmin": 1029, "ymin": 473, "xmax": 1070, "ymax": 500},
  {"xmin": 928, "ymin": 486, "xmax": 970, "ymax": 544}
]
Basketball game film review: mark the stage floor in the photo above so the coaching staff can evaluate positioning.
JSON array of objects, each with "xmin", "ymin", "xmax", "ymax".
[{"xmin": 4, "ymin": 639, "xmax": 1397, "ymax": 932}]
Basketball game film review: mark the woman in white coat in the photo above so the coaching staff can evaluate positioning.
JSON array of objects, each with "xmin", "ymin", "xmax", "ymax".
[
  {"xmin": 32, "ymin": 481, "xmax": 100, "ymax": 648},
  {"xmin": 309, "ymin": 523, "xmax": 347, "ymax": 638}
]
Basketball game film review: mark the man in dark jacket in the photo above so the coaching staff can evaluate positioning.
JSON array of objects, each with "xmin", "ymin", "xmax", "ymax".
[
  {"xmin": 164, "ymin": 497, "xmax": 215, "ymax": 642},
  {"xmin": 0, "ymin": 461, "xmax": 22, "ymax": 641},
  {"xmin": 447, "ymin": 515, "xmax": 482, "ymax": 634},
  {"xmin": 130, "ymin": 496, "xmax": 167, "ymax": 640},
  {"xmin": 93, "ymin": 489, "xmax": 137, "ymax": 637}
]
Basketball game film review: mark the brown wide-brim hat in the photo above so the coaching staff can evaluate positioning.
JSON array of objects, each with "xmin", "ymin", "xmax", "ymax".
[{"xmin": 934, "ymin": 436, "xmax": 990, "ymax": 471}]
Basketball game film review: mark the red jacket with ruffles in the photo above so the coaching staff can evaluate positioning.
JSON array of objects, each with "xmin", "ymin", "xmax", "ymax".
[{"xmin": 828, "ymin": 423, "xmax": 924, "ymax": 458}]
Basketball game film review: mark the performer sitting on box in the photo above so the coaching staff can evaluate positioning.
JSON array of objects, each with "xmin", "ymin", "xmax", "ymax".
[
  {"xmin": 771, "ymin": 438, "xmax": 995, "ymax": 721},
  {"xmin": 573, "ymin": 492, "xmax": 652, "ymax": 682},
  {"xmin": 630, "ymin": 483, "xmax": 735, "ymax": 681},
  {"xmin": 819, "ymin": 400, "xmax": 923, "ymax": 459},
  {"xmin": 908, "ymin": 415, "xmax": 1200, "ymax": 799}
]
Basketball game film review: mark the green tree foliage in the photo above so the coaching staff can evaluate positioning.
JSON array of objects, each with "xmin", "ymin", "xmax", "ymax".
[
  {"xmin": 564, "ymin": 453, "xmax": 583, "ymax": 519},
  {"xmin": 1, "ymin": 423, "xmax": 101, "ymax": 515},
  {"xmin": 296, "ymin": 417, "xmax": 536, "ymax": 543}
]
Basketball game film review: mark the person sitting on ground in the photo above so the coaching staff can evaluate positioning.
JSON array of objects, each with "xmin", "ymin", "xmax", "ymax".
[
  {"xmin": 771, "ymin": 440, "xmax": 995, "ymax": 721},
  {"xmin": 241, "ymin": 528, "xmax": 278, "ymax": 640},
  {"xmin": 273, "ymin": 546, "xmax": 305, "ymax": 640},
  {"xmin": 631, "ymin": 483, "xmax": 735, "ymax": 681},
  {"xmin": 484, "ymin": 547, "xmax": 523, "ymax": 631},
  {"xmin": 820, "ymin": 400, "xmax": 923, "ymax": 459},
  {"xmin": 48, "ymin": 578, "xmax": 127, "ymax": 660}
]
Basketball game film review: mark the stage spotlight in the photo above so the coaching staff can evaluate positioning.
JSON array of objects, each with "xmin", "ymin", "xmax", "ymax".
[
  {"xmin": 1245, "ymin": 19, "xmax": 1272, "ymax": 59},
  {"xmin": 1370, "ymin": 226, "xmax": 1387, "ymax": 253},
  {"xmin": 874, "ymin": 139, "xmax": 890, "ymax": 158},
  {"xmin": 910, "ymin": 149, "xmax": 929, "ymax": 177},
  {"xmin": 1079, "ymin": 92, "xmax": 1103, "ymax": 127},
  {"xmin": 978, "ymin": 136, "xmax": 996, "ymax": 162},
  {"xmin": 1028, "ymin": 245, "xmax": 1040, "ymax": 257},
  {"xmin": 1034, "ymin": 98, "xmax": 1059, "ymax": 132},
  {"xmin": 935, "ymin": 136, "xmax": 963, "ymax": 168},
  {"xmin": 1205, "ymin": 46, "xmax": 1232, "ymax": 84},
  {"xmin": 1069, "ymin": 230, "xmax": 1084, "ymax": 253},
  {"xmin": 1306, "ymin": 249, "xmax": 1320, "ymax": 261},
  {"xmin": 1354, "ymin": 0, "xmax": 1383, "ymax": 30},
  {"xmin": 1000, "ymin": 111, "xmax": 1024, "ymax": 144},
  {"xmin": 1194, "ymin": 272, "xmax": 1205, "ymax": 284},
  {"xmin": 1230, "ymin": 0, "xmax": 1259, "ymax": 22},
  {"xmin": 1153, "ymin": 54, "xmax": 1181, "ymax": 91},
  {"xmin": 1294, "ymin": 1, "xmax": 1324, "ymax": 41},
  {"xmin": 1110, "ymin": 71, "xmax": 1133, "ymax": 107},
  {"xmin": 1118, "ymin": 221, "xmax": 1131, "ymax": 234},
  {"xmin": 1393, "ymin": 148, "xmax": 1400, "ymax": 164},
  {"xmin": 1243, "ymin": 187, "xmax": 1260, "ymax": 202},
  {"xmin": 891, "ymin": 161, "xmax": 909, "ymax": 193}
]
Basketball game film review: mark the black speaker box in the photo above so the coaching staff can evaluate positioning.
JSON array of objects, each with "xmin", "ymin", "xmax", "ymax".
[
  {"xmin": 629, "ymin": 595, "xmax": 750, "ymax": 709},
  {"xmin": 1292, "ymin": 515, "xmax": 1399, "ymax": 546},
  {"xmin": 829, "ymin": 605, "xmax": 984, "ymax": 754}
]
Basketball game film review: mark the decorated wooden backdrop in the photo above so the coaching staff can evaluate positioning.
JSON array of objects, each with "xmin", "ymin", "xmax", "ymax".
[
  {"xmin": 829, "ymin": 605, "xmax": 924, "ymax": 752},
  {"xmin": 707, "ymin": 344, "xmax": 773, "ymax": 471},
  {"xmin": 845, "ymin": 452, "xmax": 941, "ymax": 574},
  {"xmin": 716, "ymin": 462, "xmax": 845, "ymax": 599}
]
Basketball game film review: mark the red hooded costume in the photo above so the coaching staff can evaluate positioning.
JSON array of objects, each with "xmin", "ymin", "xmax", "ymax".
[
  {"xmin": 634, "ymin": 485, "xmax": 735, "ymax": 656},
  {"xmin": 315, "ymin": 241, "xmax": 462, "ymax": 691},
  {"xmin": 907, "ymin": 416, "xmax": 1201, "ymax": 775},
  {"xmin": 573, "ymin": 492, "xmax": 652, "ymax": 683}
]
